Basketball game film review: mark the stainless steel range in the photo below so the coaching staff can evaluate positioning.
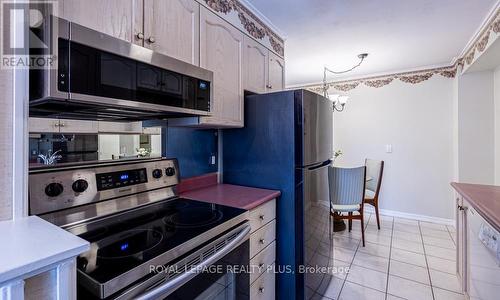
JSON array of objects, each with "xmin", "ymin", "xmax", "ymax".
[{"xmin": 29, "ymin": 158, "xmax": 250, "ymax": 299}]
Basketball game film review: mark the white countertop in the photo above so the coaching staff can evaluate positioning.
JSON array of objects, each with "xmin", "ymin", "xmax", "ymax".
[{"xmin": 0, "ymin": 216, "xmax": 89, "ymax": 283}]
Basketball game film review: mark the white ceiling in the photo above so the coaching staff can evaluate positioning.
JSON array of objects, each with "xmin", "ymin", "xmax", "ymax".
[{"xmin": 246, "ymin": 0, "xmax": 498, "ymax": 86}]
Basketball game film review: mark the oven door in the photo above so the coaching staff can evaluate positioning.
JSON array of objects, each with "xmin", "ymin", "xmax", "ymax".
[{"xmin": 113, "ymin": 223, "xmax": 251, "ymax": 300}]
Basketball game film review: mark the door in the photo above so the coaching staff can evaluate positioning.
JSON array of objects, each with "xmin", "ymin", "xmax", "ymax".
[
  {"xmin": 243, "ymin": 36, "xmax": 268, "ymax": 94},
  {"xmin": 61, "ymin": 0, "xmax": 143, "ymax": 44},
  {"xmin": 199, "ymin": 8, "xmax": 244, "ymax": 127},
  {"xmin": 300, "ymin": 91, "xmax": 334, "ymax": 166},
  {"xmin": 268, "ymin": 51, "xmax": 285, "ymax": 91},
  {"xmin": 143, "ymin": 0, "xmax": 200, "ymax": 65}
]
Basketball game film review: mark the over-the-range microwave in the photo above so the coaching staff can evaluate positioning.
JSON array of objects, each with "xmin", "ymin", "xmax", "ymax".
[{"xmin": 29, "ymin": 16, "xmax": 213, "ymax": 121}]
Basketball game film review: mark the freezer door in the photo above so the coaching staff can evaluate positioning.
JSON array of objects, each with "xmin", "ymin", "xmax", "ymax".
[
  {"xmin": 301, "ymin": 161, "xmax": 334, "ymax": 297},
  {"xmin": 299, "ymin": 90, "xmax": 334, "ymax": 167}
]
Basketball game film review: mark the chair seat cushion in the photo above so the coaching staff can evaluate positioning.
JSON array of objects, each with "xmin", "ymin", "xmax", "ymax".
[
  {"xmin": 365, "ymin": 189, "xmax": 375, "ymax": 200},
  {"xmin": 331, "ymin": 204, "xmax": 361, "ymax": 212}
]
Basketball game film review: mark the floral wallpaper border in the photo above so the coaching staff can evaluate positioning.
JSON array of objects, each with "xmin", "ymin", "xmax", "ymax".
[
  {"xmin": 305, "ymin": 63, "xmax": 460, "ymax": 93},
  {"xmin": 202, "ymin": 0, "xmax": 285, "ymax": 56},
  {"xmin": 462, "ymin": 9, "xmax": 499, "ymax": 67},
  {"xmin": 304, "ymin": 6, "xmax": 499, "ymax": 93}
]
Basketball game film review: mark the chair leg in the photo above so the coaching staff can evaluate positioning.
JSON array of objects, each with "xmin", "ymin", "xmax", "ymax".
[
  {"xmin": 374, "ymin": 201, "xmax": 381, "ymax": 230},
  {"xmin": 348, "ymin": 212, "xmax": 352, "ymax": 232},
  {"xmin": 360, "ymin": 212, "xmax": 365, "ymax": 247}
]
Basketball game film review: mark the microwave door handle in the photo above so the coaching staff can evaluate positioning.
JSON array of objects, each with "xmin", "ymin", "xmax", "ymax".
[{"xmin": 135, "ymin": 224, "xmax": 251, "ymax": 300}]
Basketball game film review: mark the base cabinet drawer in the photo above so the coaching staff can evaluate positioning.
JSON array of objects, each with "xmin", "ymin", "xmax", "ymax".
[
  {"xmin": 250, "ymin": 220, "xmax": 276, "ymax": 258},
  {"xmin": 250, "ymin": 241, "xmax": 276, "ymax": 284},
  {"xmin": 250, "ymin": 263, "xmax": 275, "ymax": 300},
  {"xmin": 249, "ymin": 199, "xmax": 276, "ymax": 233}
]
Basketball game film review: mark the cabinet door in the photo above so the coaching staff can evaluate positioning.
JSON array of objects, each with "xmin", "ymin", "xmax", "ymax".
[
  {"xmin": 143, "ymin": 0, "xmax": 200, "ymax": 65},
  {"xmin": 29, "ymin": 118, "xmax": 60, "ymax": 133},
  {"xmin": 98, "ymin": 121, "xmax": 143, "ymax": 134},
  {"xmin": 268, "ymin": 51, "xmax": 285, "ymax": 91},
  {"xmin": 243, "ymin": 36, "xmax": 268, "ymax": 94},
  {"xmin": 199, "ymin": 8, "xmax": 244, "ymax": 127},
  {"xmin": 61, "ymin": 0, "xmax": 143, "ymax": 44},
  {"xmin": 58, "ymin": 120, "xmax": 98, "ymax": 134},
  {"xmin": 456, "ymin": 195, "xmax": 467, "ymax": 292}
]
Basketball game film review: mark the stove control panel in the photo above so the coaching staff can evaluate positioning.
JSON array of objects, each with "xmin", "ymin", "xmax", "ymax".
[{"xmin": 29, "ymin": 158, "xmax": 179, "ymax": 215}]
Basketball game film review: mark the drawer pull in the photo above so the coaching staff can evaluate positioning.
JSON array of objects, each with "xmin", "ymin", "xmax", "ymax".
[
  {"xmin": 259, "ymin": 238, "xmax": 265, "ymax": 244},
  {"xmin": 259, "ymin": 263, "xmax": 264, "ymax": 268},
  {"xmin": 258, "ymin": 287, "xmax": 265, "ymax": 293},
  {"xmin": 259, "ymin": 215, "xmax": 265, "ymax": 220}
]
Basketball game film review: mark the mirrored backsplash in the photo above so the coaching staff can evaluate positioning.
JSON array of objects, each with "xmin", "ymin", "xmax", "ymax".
[{"xmin": 29, "ymin": 133, "xmax": 162, "ymax": 167}]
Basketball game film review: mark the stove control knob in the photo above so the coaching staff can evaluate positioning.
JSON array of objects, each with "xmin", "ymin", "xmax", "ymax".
[
  {"xmin": 72, "ymin": 179, "xmax": 89, "ymax": 193},
  {"xmin": 45, "ymin": 182, "xmax": 64, "ymax": 197},
  {"xmin": 165, "ymin": 167, "xmax": 176, "ymax": 177},
  {"xmin": 152, "ymin": 169, "xmax": 163, "ymax": 179}
]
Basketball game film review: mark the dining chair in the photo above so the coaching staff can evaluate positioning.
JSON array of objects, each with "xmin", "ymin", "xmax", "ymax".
[
  {"xmin": 364, "ymin": 159, "xmax": 384, "ymax": 229},
  {"xmin": 328, "ymin": 166, "xmax": 367, "ymax": 247}
]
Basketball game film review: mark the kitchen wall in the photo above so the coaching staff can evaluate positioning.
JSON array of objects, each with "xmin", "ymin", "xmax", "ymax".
[
  {"xmin": 333, "ymin": 76, "xmax": 455, "ymax": 220},
  {"xmin": 495, "ymin": 66, "xmax": 500, "ymax": 184},
  {"xmin": 0, "ymin": 68, "xmax": 13, "ymax": 221},
  {"xmin": 163, "ymin": 127, "xmax": 218, "ymax": 179},
  {"xmin": 455, "ymin": 70, "xmax": 495, "ymax": 184}
]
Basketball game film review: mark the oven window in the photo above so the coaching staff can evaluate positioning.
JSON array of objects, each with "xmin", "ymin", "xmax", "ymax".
[{"xmin": 166, "ymin": 241, "xmax": 249, "ymax": 300}]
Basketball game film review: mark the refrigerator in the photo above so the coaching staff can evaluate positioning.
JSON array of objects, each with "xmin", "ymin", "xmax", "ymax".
[{"xmin": 223, "ymin": 89, "xmax": 334, "ymax": 300}]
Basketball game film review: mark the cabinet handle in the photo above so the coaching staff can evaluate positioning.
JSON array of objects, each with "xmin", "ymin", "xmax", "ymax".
[
  {"xmin": 258, "ymin": 263, "xmax": 264, "ymax": 268},
  {"xmin": 258, "ymin": 287, "xmax": 265, "ymax": 293},
  {"xmin": 148, "ymin": 36, "xmax": 156, "ymax": 43},
  {"xmin": 266, "ymin": 84, "xmax": 273, "ymax": 89},
  {"xmin": 457, "ymin": 205, "xmax": 468, "ymax": 211},
  {"xmin": 259, "ymin": 215, "xmax": 265, "ymax": 220},
  {"xmin": 136, "ymin": 32, "xmax": 144, "ymax": 40},
  {"xmin": 259, "ymin": 238, "xmax": 265, "ymax": 244}
]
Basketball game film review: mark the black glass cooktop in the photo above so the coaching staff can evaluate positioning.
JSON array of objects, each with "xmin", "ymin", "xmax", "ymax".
[{"xmin": 69, "ymin": 198, "xmax": 246, "ymax": 284}]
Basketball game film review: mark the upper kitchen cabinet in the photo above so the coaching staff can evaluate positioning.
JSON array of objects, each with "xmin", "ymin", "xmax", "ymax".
[
  {"xmin": 143, "ymin": 0, "xmax": 200, "ymax": 65},
  {"xmin": 268, "ymin": 51, "xmax": 285, "ymax": 91},
  {"xmin": 243, "ymin": 36, "xmax": 268, "ymax": 94},
  {"xmin": 199, "ymin": 8, "xmax": 244, "ymax": 127},
  {"xmin": 60, "ymin": 0, "xmax": 142, "ymax": 43},
  {"xmin": 29, "ymin": 118, "xmax": 98, "ymax": 134}
]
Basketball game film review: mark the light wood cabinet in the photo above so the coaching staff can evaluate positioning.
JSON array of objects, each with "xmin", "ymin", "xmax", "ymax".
[
  {"xmin": 97, "ymin": 121, "xmax": 143, "ymax": 134},
  {"xmin": 267, "ymin": 51, "xmax": 285, "ymax": 91},
  {"xmin": 29, "ymin": 118, "xmax": 97, "ymax": 134},
  {"xmin": 199, "ymin": 7, "xmax": 244, "ymax": 127},
  {"xmin": 248, "ymin": 199, "xmax": 276, "ymax": 299},
  {"xmin": 60, "ymin": 0, "xmax": 142, "ymax": 44},
  {"xmin": 243, "ymin": 36, "xmax": 268, "ymax": 94},
  {"xmin": 143, "ymin": 0, "xmax": 200, "ymax": 65}
]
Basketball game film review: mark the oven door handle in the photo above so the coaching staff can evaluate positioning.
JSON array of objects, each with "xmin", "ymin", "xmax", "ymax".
[{"xmin": 135, "ymin": 224, "xmax": 251, "ymax": 300}]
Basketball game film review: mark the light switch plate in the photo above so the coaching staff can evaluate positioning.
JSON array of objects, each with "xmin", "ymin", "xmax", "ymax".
[{"xmin": 386, "ymin": 144, "xmax": 392, "ymax": 153}]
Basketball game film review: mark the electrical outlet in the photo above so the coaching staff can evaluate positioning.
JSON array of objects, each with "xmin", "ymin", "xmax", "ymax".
[
  {"xmin": 385, "ymin": 144, "xmax": 392, "ymax": 153},
  {"xmin": 210, "ymin": 155, "xmax": 216, "ymax": 165}
]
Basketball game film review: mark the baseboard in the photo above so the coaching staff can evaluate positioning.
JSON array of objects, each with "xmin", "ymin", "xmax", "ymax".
[{"xmin": 363, "ymin": 206, "xmax": 455, "ymax": 226}]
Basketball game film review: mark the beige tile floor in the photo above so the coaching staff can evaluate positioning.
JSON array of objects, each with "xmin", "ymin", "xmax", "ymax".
[{"xmin": 309, "ymin": 212, "xmax": 463, "ymax": 300}]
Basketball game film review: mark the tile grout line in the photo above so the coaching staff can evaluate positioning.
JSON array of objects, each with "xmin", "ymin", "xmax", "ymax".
[
  {"xmin": 418, "ymin": 220, "xmax": 436, "ymax": 300},
  {"xmin": 336, "ymin": 213, "xmax": 371, "ymax": 298},
  {"xmin": 384, "ymin": 217, "xmax": 395, "ymax": 300}
]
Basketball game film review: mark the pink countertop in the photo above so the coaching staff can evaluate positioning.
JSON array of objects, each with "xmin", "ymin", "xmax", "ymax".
[
  {"xmin": 181, "ymin": 183, "xmax": 281, "ymax": 210},
  {"xmin": 451, "ymin": 182, "xmax": 500, "ymax": 232}
]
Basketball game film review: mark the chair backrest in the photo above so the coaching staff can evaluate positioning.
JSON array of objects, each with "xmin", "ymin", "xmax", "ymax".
[
  {"xmin": 328, "ymin": 166, "xmax": 366, "ymax": 206},
  {"xmin": 365, "ymin": 159, "xmax": 384, "ymax": 196}
]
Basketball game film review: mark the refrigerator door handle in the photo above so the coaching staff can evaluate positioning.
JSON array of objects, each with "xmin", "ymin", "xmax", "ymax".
[{"xmin": 307, "ymin": 159, "xmax": 332, "ymax": 171}]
